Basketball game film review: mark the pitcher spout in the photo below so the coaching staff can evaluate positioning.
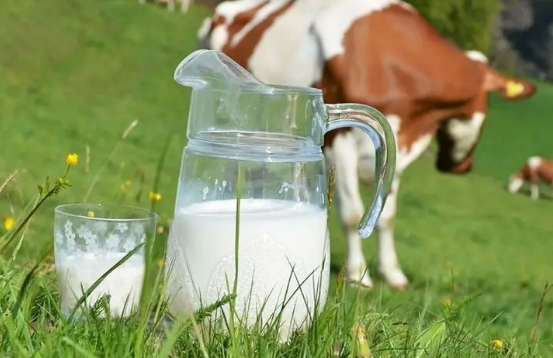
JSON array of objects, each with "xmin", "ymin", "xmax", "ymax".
[{"xmin": 174, "ymin": 49, "xmax": 274, "ymax": 93}]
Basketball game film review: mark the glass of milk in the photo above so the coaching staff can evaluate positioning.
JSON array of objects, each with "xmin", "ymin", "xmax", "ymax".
[
  {"xmin": 54, "ymin": 203, "xmax": 157, "ymax": 318},
  {"xmin": 165, "ymin": 50, "xmax": 397, "ymax": 340}
]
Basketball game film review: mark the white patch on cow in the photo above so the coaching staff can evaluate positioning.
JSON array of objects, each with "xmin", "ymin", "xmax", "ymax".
[
  {"xmin": 248, "ymin": 0, "xmax": 326, "ymax": 87},
  {"xmin": 386, "ymin": 114, "xmax": 401, "ymax": 134},
  {"xmin": 216, "ymin": 0, "xmax": 268, "ymax": 22},
  {"xmin": 397, "ymin": 1, "xmax": 415, "ymax": 10},
  {"xmin": 354, "ymin": 114, "xmax": 431, "ymax": 181},
  {"xmin": 206, "ymin": 0, "xmax": 268, "ymax": 51},
  {"xmin": 210, "ymin": 24, "xmax": 229, "ymax": 51},
  {"xmin": 377, "ymin": 177, "xmax": 408, "ymax": 289},
  {"xmin": 231, "ymin": 1, "xmax": 290, "ymax": 47},
  {"xmin": 508, "ymin": 175, "xmax": 524, "ymax": 193},
  {"xmin": 354, "ymin": 114, "xmax": 399, "ymax": 184},
  {"xmin": 465, "ymin": 50, "xmax": 489, "ymax": 64},
  {"xmin": 326, "ymin": 132, "xmax": 363, "ymax": 227},
  {"xmin": 383, "ymin": 114, "xmax": 432, "ymax": 172},
  {"xmin": 528, "ymin": 156, "xmax": 542, "ymax": 170},
  {"xmin": 313, "ymin": 0, "xmax": 409, "ymax": 59},
  {"xmin": 398, "ymin": 134, "xmax": 432, "ymax": 172},
  {"xmin": 446, "ymin": 112, "xmax": 486, "ymax": 162}
]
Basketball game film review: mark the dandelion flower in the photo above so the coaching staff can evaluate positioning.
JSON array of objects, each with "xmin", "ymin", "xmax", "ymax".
[
  {"xmin": 157, "ymin": 259, "xmax": 164, "ymax": 268},
  {"xmin": 3, "ymin": 217, "xmax": 14, "ymax": 231},
  {"xmin": 86, "ymin": 211, "xmax": 95, "ymax": 218},
  {"xmin": 491, "ymin": 339, "xmax": 503, "ymax": 350},
  {"xmin": 157, "ymin": 225, "xmax": 164, "ymax": 234},
  {"xmin": 149, "ymin": 191, "xmax": 162, "ymax": 202},
  {"xmin": 65, "ymin": 153, "xmax": 79, "ymax": 166}
]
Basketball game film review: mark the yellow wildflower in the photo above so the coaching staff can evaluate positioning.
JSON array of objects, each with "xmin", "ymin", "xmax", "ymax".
[
  {"xmin": 149, "ymin": 191, "xmax": 162, "ymax": 202},
  {"xmin": 157, "ymin": 225, "xmax": 164, "ymax": 234},
  {"xmin": 157, "ymin": 259, "xmax": 164, "ymax": 268},
  {"xmin": 86, "ymin": 211, "xmax": 95, "ymax": 218},
  {"xmin": 65, "ymin": 153, "xmax": 79, "ymax": 166},
  {"xmin": 351, "ymin": 323, "xmax": 372, "ymax": 357},
  {"xmin": 491, "ymin": 339, "xmax": 503, "ymax": 350},
  {"xmin": 3, "ymin": 217, "xmax": 14, "ymax": 231}
]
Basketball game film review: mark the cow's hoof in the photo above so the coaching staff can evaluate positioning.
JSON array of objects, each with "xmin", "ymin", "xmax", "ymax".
[
  {"xmin": 344, "ymin": 269, "xmax": 373, "ymax": 290},
  {"xmin": 344, "ymin": 275, "xmax": 373, "ymax": 290},
  {"xmin": 380, "ymin": 268, "xmax": 409, "ymax": 291},
  {"xmin": 389, "ymin": 282, "xmax": 409, "ymax": 291},
  {"xmin": 344, "ymin": 263, "xmax": 373, "ymax": 289}
]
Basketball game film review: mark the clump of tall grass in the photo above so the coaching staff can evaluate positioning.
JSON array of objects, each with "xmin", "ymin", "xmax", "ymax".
[{"xmin": 0, "ymin": 120, "xmax": 548, "ymax": 357}]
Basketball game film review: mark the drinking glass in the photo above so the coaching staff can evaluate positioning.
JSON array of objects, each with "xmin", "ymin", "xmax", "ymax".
[{"xmin": 54, "ymin": 203, "xmax": 157, "ymax": 318}]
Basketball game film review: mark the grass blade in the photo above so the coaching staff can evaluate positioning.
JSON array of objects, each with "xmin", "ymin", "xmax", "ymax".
[
  {"xmin": 0, "ymin": 170, "xmax": 19, "ymax": 196},
  {"xmin": 61, "ymin": 337, "xmax": 98, "ymax": 358}
]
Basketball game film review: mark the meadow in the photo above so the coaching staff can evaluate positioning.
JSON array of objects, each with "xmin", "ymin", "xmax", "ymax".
[{"xmin": 1, "ymin": 0, "xmax": 553, "ymax": 356}]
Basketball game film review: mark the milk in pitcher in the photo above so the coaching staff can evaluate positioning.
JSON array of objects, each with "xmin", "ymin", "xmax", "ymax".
[{"xmin": 165, "ymin": 198, "xmax": 330, "ymax": 337}]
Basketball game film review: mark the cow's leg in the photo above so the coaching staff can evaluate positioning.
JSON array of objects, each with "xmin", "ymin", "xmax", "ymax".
[
  {"xmin": 531, "ymin": 183, "xmax": 540, "ymax": 200},
  {"xmin": 326, "ymin": 131, "xmax": 373, "ymax": 288},
  {"xmin": 376, "ymin": 175, "xmax": 408, "ymax": 289},
  {"xmin": 179, "ymin": 0, "xmax": 190, "ymax": 13},
  {"xmin": 167, "ymin": 0, "xmax": 175, "ymax": 11}
]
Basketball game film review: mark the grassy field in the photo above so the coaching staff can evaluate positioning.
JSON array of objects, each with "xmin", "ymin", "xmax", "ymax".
[{"xmin": 1, "ymin": 0, "xmax": 553, "ymax": 356}]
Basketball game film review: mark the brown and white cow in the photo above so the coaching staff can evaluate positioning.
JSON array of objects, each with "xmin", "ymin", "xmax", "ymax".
[
  {"xmin": 508, "ymin": 156, "xmax": 553, "ymax": 200},
  {"xmin": 196, "ymin": 0, "xmax": 537, "ymax": 290}
]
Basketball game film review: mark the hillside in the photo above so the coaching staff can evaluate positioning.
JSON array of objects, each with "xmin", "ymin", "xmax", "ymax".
[
  {"xmin": 0, "ymin": 0, "xmax": 210, "ymax": 250},
  {"xmin": 1, "ymin": 0, "xmax": 553, "ymax": 353}
]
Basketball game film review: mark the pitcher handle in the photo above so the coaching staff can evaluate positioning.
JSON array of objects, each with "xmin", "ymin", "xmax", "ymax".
[{"xmin": 325, "ymin": 103, "xmax": 397, "ymax": 239}]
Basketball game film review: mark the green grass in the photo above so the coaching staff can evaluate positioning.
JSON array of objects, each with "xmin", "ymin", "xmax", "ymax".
[{"xmin": 1, "ymin": 0, "xmax": 553, "ymax": 356}]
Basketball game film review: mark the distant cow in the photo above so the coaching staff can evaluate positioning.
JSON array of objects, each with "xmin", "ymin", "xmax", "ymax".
[
  {"xmin": 197, "ymin": 0, "xmax": 537, "ymax": 290},
  {"xmin": 508, "ymin": 156, "xmax": 553, "ymax": 200},
  {"xmin": 138, "ymin": 0, "xmax": 192, "ymax": 13}
]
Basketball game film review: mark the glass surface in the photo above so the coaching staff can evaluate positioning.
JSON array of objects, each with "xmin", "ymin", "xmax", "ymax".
[{"xmin": 54, "ymin": 203, "xmax": 157, "ymax": 318}]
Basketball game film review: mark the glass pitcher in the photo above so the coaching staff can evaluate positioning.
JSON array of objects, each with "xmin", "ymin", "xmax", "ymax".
[{"xmin": 165, "ymin": 50, "xmax": 396, "ymax": 340}]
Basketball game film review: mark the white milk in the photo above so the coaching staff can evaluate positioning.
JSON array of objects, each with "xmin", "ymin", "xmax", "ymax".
[
  {"xmin": 165, "ymin": 199, "xmax": 330, "ymax": 340},
  {"xmin": 56, "ymin": 253, "xmax": 145, "ymax": 317}
]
